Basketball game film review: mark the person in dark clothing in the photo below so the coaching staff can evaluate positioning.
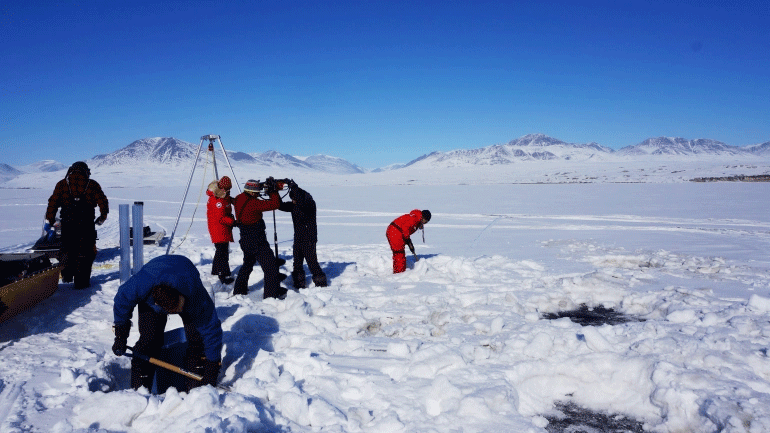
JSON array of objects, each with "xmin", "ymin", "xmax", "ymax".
[
  {"xmin": 206, "ymin": 176, "xmax": 235, "ymax": 284},
  {"xmin": 112, "ymin": 255, "xmax": 223, "ymax": 392},
  {"xmin": 45, "ymin": 161, "xmax": 109, "ymax": 289},
  {"xmin": 279, "ymin": 180, "xmax": 327, "ymax": 288},
  {"xmin": 232, "ymin": 178, "xmax": 286, "ymax": 299}
]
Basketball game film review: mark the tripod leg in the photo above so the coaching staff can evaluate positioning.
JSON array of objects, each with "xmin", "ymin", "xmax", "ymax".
[{"xmin": 166, "ymin": 139, "xmax": 205, "ymax": 255}]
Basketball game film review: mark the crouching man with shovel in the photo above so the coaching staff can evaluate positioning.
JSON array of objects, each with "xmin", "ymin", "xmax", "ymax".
[{"xmin": 112, "ymin": 255, "xmax": 223, "ymax": 392}]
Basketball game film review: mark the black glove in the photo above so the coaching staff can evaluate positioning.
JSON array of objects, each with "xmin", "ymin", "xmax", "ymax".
[
  {"xmin": 202, "ymin": 359, "xmax": 221, "ymax": 386},
  {"xmin": 95, "ymin": 215, "xmax": 107, "ymax": 226},
  {"xmin": 112, "ymin": 322, "xmax": 131, "ymax": 356},
  {"xmin": 264, "ymin": 177, "xmax": 278, "ymax": 194},
  {"xmin": 288, "ymin": 179, "xmax": 298, "ymax": 190}
]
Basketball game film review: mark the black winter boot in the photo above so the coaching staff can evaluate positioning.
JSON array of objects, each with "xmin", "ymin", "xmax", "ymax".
[
  {"xmin": 130, "ymin": 360, "xmax": 154, "ymax": 391},
  {"xmin": 292, "ymin": 271, "xmax": 306, "ymax": 289},
  {"xmin": 312, "ymin": 274, "xmax": 328, "ymax": 288}
]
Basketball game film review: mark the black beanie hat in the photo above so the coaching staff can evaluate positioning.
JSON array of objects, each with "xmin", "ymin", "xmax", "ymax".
[
  {"xmin": 68, "ymin": 161, "xmax": 90, "ymax": 178},
  {"xmin": 421, "ymin": 210, "xmax": 431, "ymax": 222}
]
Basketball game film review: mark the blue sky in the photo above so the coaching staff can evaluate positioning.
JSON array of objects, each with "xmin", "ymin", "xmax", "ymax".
[{"xmin": 2, "ymin": 0, "xmax": 768, "ymax": 168}]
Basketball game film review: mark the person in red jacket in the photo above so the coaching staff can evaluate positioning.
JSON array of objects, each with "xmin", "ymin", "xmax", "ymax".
[
  {"xmin": 386, "ymin": 209, "xmax": 431, "ymax": 273},
  {"xmin": 206, "ymin": 176, "xmax": 235, "ymax": 284},
  {"xmin": 232, "ymin": 177, "xmax": 286, "ymax": 298}
]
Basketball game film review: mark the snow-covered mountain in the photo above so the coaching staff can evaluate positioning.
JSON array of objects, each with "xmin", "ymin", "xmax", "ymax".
[
  {"xmin": 403, "ymin": 133, "xmax": 614, "ymax": 168},
  {"xmin": 0, "ymin": 163, "xmax": 24, "ymax": 183},
  {"xmin": 90, "ymin": 138, "xmax": 363, "ymax": 174},
  {"xmin": 370, "ymin": 162, "xmax": 409, "ymax": 173},
  {"xmin": 90, "ymin": 137, "xmax": 198, "ymax": 167},
  {"xmin": 616, "ymin": 137, "xmax": 750, "ymax": 157},
  {"xmin": 3, "ymin": 135, "xmax": 770, "ymax": 185},
  {"xmin": 746, "ymin": 141, "xmax": 770, "ymax": 156},
  {"xmin": 302, "ymin": 155, "xmax": 365, "ymax": 174},
  {"xmin": 16, "ymin": 160, "xmax": 68, "ymax": 173},
  {"xmin": 402, "ymin": 134, "xmax": 769, "ymax": 168},
  {"xmin": 250, "ymin": 151, "xmax": 313, "ymax": 169}
]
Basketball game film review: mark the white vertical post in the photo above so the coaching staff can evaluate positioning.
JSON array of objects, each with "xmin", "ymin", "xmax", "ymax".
[
  {"xmin": 132, "ymin": 202, "xmax": 144, "ymax": 274},
  {"xmin": 119, "ymin": 204, "xmax": 131, "ymax": 284}
]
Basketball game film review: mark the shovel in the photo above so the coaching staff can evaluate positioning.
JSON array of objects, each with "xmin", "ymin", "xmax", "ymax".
[{"xmin": 126, "ymin": 346, "xmax": 231, "ymax": 392}]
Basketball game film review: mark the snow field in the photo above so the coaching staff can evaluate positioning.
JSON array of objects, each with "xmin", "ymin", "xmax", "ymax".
[
  {"xmin": 2, "ymin": 178, "xmax": 770, "ymax": 432},
  {"xmin": 45, "ymin": 240, "xmax": 770, "ymax": 432}
]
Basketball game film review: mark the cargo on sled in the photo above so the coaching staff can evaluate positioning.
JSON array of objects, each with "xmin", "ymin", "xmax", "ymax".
[{"xmin": 0, "ymin": 252, "xmax": 61, "ymax": 323}]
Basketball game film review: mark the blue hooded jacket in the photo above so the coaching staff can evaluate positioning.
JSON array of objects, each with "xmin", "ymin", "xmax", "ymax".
[{"xmin": 113, "ymin": 255, "xmax": 223, "ymax": 361}]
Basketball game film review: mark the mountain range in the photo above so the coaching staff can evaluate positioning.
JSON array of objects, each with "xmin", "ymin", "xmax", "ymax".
[
  {"xmin": 2, "ymin": 134, "xmax": 769, "ymax": 183},
  {"xmin": 87, "ymin": 137, "xmax": 366, "ymax": 174},
  {"xmin": 400, "ymin": 135, "xmax": 770, "ymax": 168}
]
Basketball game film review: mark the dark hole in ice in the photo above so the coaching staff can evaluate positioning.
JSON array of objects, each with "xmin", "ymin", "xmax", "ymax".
[
  {"xmin": 544, "ymin": 401, "xmax": 646, "ymax": 433},
  {"xmin": 542, "ymin": 304, "xmax": 645, "ymax": 326}
]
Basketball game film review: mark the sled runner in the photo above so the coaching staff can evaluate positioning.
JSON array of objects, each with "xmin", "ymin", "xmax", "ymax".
[{"xmin": 0, "ymin": 253, "xmax": 61, "ymax": 323}]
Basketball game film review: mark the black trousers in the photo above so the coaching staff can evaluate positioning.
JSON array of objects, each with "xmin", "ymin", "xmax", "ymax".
[
  {"xmin": 235, "ymin": 222, "xmax": 283, "ymax": 298},
  {"xmin": 131, "ymin": 303, "xmax": 205, "ymax": 392},
  {"xmin": 59, "ymin": 225, "xmax": 96, "ymax": 289},
  {"xmin": 211, "ymin": 242, "xmax": 231, "ymax": 277},
  {"xmin": 292, "ymin": 241, "xmax": 326, "ymax": 287}
]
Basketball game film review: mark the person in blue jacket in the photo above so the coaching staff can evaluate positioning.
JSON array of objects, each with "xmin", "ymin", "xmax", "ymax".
[{"xmin": 111, "ymin": 255, "xmax": 223, "ymax": 392}]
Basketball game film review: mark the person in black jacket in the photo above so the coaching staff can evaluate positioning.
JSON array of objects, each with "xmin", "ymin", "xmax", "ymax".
[
  {"xmin": 279, "ymin": 180, "xmax": 327, "ymax": 288},
  {"xmin": 45, "ymin": 161, "xmax": 109, "ymax": 289}
]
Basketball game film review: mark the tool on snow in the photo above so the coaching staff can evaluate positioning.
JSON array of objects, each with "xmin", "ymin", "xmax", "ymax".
[{"xmin": 125, "ymin": 346, "xmax": 232, "ymax": 392}]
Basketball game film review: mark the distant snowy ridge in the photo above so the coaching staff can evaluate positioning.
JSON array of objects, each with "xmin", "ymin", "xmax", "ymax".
[
  {"xmin": 370, "ymin": 162, "xmax": 409, "ymax": 172},
  {"xmin": 17, "ymin": 160, "xmax": 69, "ymax": 173},
  {"xmin": 402, "ymin": 134, "xmax": 769, "ymax": 168},
  {"xmin": 88, "ymin": 138, "xmax": 365, "ymax": 174},
  {"xmin": 403, "ymin": 134, "xmax": 614, "ymax": 168},
  {"xmin": 616, "ymin": 137, "xmax": 754, "ymax": 157},
  {"xmin": 1, "ymin": 160, "xmax": 67, "ymax": 183},
  {"xmin": 746, "ymin": 141, "xmax": 770, "ymax": 155},
  {"xmin": 0, "ymin": 163, "xmax": 24, "ymax": 183},
  {"xmin": 302, "ymin": 154, "xmax": 365, "ymax": 174},
  {"xmin": 90, "ymin": 137, "xmax": 199, "ymax": 166},
  {"xmin": 3, "ymin": 135, "xmax": 770, "ymax": 185}
]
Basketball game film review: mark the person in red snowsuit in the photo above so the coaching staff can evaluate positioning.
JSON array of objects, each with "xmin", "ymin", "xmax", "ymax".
[
  {"xmin": 386, "ymin": 209, "xmax": 431, "ymax": 273},
  {"xmin": 206, "ymin": 176, "xmax": 235, "ymax": 284},
  {"xmin": 232, "ymin": 178, "xmax": 286, "ymax": 298}
]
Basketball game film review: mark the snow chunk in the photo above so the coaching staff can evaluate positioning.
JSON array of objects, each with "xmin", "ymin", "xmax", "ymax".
[
  {"xmin": 747, "ymin": 294, "xmax": 770, "ymax": 313},
  {"xmin": 666, "ymin": 309, "xmax": 698, "ymax": 324},
  {"xmin": 73, "ymin": 391, "xmax": 148, "ymax": 430}
]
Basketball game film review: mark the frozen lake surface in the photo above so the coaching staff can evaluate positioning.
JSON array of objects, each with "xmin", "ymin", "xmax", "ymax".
[{"xmin": 1, "ymin": 162, "xmax": 770, "ymax": 432}]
